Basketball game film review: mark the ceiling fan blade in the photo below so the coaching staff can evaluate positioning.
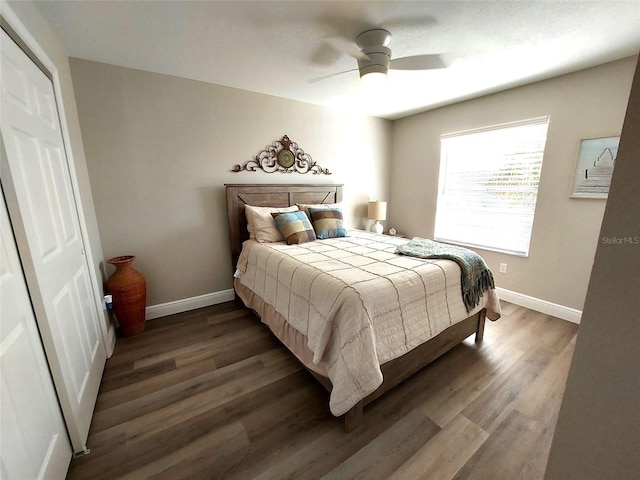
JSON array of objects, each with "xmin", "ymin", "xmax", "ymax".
[
  {"xmin": 390, "ymin": 54, "xmax": 447, "ymax": 71},
  {"xmin": 309, "ymin": 45, "xmax": 344, "ymax": 67},
  {"xmin": 323, "ymin": 35, "xmax": 370, "ymax": 61},
  {"xmin": 308, "ymin": 68, "xmax": 358, "ymax": 84}
]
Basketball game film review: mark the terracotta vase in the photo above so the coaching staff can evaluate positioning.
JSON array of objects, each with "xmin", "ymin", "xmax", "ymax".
[{"xmin": 107, "ymin": 255, "xmax": 146, "ymax": 337}]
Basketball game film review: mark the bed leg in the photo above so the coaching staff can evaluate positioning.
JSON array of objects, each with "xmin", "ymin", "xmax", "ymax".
[
  {"xmin": 344, "ymin": 401, "xmax": 363, "ymax": 432},
  {"xmin": 475, "ymin": 309, "xmax": 486, "ymax": 343}
]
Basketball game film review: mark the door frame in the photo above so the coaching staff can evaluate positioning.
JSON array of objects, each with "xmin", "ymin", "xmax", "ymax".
[{"xmin": 1, "ymin": 4, "xmax": 114, "ymax": 358}]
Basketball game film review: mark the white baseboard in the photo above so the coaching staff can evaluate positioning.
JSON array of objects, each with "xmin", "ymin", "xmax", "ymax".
[
  {"xmin": 496, "ymin": 287, "xmax": 582, "ymax": 324},
  {"xmin": 144, "ymin": 286, "xmax": 582, "ymax": 324},
  {"xmin": 145, "ymin": 289, "xmax": 236, "ymax": 320}
]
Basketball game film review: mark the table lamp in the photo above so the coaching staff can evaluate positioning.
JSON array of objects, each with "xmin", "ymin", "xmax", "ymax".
[{"xmin": 368, "ymin": 201, "xmax": 387, "ymax": 234}]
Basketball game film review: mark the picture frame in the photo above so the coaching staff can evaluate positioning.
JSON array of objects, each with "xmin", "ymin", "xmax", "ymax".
[{"xmin": 570, "ymin": 136, "xmax": 620, "ymax": 199}]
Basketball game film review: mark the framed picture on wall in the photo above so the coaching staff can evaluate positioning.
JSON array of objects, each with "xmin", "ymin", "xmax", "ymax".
[{"xmin": 570, "ymin": 136, "xmax": 620, "ymax": 199}]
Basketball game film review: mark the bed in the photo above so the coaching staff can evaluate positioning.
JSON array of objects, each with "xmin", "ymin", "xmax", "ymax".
[{"xmin": 225, "ymin": 183, "xmax": 501, "ymax": 431}]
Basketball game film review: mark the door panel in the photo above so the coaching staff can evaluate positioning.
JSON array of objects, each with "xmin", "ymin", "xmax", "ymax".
[
  {"xmin": 1, "ymin": 29, "xmax": 105, "ymax": 451},
  {"xmin": 1, "ymin": 191, "xmax": 72, "ymax": 480},
  {"xmin": 11, "ymin": 128, "xmax": 61, "ymax": 258},
  {"xmin": 46, "ymin": 142, "xmax": 79, "ymax": 245}
]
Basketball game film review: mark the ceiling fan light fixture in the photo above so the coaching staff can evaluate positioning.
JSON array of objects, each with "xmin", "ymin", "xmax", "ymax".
[
  {"xmin": 360, "ymin": 69, "xmax": 387, "ymax": 86},
  {"xmin": 358, "ymin": 45, "xmax": 390, "ymax": 87}
]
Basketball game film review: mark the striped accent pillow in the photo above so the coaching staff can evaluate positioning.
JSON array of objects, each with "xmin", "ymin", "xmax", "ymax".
[
  {"xmin": 272, "ymin": 211, "xmax": 316, "ymax": 244},
  {"xmin": 308, "ymin": 207, "xmax": 348, "ymax": 239}
]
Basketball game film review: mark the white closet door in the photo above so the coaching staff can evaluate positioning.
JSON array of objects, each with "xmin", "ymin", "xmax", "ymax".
[
  {"xmin": 1, "ymin": 190, "xmax": 72, "ymax": 479},
  {"xmin": 0, "ymin": 29, "xmax": 105, "ymax": 452}
]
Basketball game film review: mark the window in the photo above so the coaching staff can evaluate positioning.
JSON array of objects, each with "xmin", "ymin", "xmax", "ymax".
[{"xmin": 434, "ymin": 117, "xmax": 549, "ymax": 257}]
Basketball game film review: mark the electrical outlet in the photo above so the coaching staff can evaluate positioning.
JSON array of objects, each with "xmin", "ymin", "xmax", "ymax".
[{"xmin": 499, "ymin": 263, "xmax": 507, "ymax": 274}]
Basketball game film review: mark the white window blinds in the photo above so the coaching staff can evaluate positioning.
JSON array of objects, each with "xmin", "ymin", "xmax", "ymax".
[{"xmin": 434, "ymin": 117, "xmax": 549, "ymax": 257}]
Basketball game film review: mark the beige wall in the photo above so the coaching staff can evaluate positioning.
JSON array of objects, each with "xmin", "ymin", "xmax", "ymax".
[
  {"xmin": 3, "ymin": 2, "xmax": 113, "ymax": 342},
  {"xmin": 389, "ymin": 57, "xmax": 637, "ymax": 311},
  {"xmin": 69, "ymin": 59, "xmax": 391, "ymax": 306},
  {"xmin": 545, "ymin": 57, "xmax": 639, "ymax": 480}
]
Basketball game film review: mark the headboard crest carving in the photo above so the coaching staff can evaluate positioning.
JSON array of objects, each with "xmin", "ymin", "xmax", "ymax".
[{"xmin": 232, "ymin": 135, "xmax": 331, "ymax": 175}]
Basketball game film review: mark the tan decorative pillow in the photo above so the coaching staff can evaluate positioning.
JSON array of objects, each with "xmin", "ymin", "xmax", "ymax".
[
  {"xmin": 297, "ymin": 202, "xmax": 348, "ymax": 230},
  {"xmin": 273, "ymin": 211, "xmax": 316, "ymax": 244},
  {"xmin": 297, "ymin": 202, "xmax": 342, "ymax": 219},
  {"xmin": 245, "ymin": 204, "xmax": 299, "ymax": 242},
  {"xmin": 308, "ymin": 207, "xmax": 348, "ymax": 239}
]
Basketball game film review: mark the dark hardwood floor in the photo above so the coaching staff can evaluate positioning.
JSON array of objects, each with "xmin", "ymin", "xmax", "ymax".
[{"xmin": 66, "ymin": 300, "xmax": 578, "ymax": 480}]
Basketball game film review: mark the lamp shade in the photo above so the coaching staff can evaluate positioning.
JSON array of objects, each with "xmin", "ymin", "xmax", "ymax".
[{"xmin": 368, "ymin": 201, "xmax": 387, "ymax": 221}]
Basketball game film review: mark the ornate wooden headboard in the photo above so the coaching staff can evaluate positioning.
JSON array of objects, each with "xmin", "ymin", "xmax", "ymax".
[{"xmin": 224, "ymin": 183, "xmax": 344, "ymax": 268}]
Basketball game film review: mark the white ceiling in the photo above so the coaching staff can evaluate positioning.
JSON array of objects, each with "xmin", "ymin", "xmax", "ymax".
[{"xmin": 35, "ymin": 0, "xmax": 640, "ymax": 120}]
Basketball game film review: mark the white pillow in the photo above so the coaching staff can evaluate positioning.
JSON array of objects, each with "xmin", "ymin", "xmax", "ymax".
[{"xmin": 245, "ymin": 204, "xmax": 299, "ymax": 242}]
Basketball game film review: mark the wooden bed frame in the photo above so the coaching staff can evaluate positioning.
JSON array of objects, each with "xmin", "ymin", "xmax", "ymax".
[{"xmin": 225, "ymin": 183, "xmax": 486, "ymax": 431}]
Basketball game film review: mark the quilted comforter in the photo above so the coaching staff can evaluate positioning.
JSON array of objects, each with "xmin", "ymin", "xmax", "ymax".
[{"xmin": 236, "ymin": 230, "xmax": 501, "ymax": 416}]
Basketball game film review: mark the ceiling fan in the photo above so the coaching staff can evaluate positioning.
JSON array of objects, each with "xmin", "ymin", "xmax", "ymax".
[{"xmin": 313, "ymin": 28, "xmax": 447, "ymax": 84}]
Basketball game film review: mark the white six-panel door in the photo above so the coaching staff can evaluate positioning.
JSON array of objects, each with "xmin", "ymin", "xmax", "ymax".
[
  {"xmin": 0, "ymin": 189, "xmax": 72, "ymax": 479},
  {"xmin": 1, "ymin": 29, "xmax": 106, "ymax": 453}
]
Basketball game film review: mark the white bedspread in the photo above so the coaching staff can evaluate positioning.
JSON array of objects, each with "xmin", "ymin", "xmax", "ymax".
[{"xmin": 236, "ymin": 230, "xmax": 501, "ymax": 416}]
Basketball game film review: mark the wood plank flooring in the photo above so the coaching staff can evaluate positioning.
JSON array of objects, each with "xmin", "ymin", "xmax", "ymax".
[{"xmin": 66, "ymin": 300, "xmax": 578, "ymax": 480}]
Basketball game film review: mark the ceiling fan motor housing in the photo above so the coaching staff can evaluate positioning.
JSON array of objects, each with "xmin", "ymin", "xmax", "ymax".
[
  {"xmin": 356, "ymin": 29, "xmax": 393, "ymax": 49},
  {"xmin": 358, "ymin": 46, "xmax": 391, "ymax": 77},
  {"xmin": 356, "ymin": 29, "xmax": 393, "ymax": 78}
]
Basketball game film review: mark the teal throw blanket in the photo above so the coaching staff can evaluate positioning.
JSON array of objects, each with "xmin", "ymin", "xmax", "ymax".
[{"xmin": 395, "ymin": 238, "xmax": 495, "ymax": 313}]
